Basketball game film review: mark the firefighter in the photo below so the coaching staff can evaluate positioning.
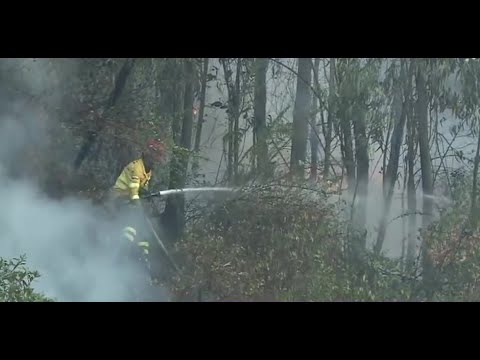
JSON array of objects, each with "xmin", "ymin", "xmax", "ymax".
[
  {"xmin": 112, "ymin": 138, "xmax": 166, "ymax": 204},
  {"xmin": 108, "ymin": 138, "xmax": 166, "ymax": 300}
]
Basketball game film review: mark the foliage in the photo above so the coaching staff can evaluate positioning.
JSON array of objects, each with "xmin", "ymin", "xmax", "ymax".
[
  {"xmin": 422, "ymin": 169, "xmax": 480, "ymax": 301},
  {"xmin": 0, "ymin": 255, "xmax": 53, "ymax": 302},
  {"xmin": 170, "ymin": 184, "xmax": 341, "ymax": 300},
  {"xmin": 169, "ymin": 183, "xmax": 424, "ymax": 302}
]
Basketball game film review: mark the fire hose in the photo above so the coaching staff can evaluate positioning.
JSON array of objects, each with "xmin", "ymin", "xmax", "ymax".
[{"xmin": 141, "ymin": 187, "xmax": 235, "ymax": 199}]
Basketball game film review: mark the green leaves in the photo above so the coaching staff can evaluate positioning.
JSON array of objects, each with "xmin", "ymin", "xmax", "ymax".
[{"xmin": 0, "ymin": 255, "xmax": 53, "ymax": 302}]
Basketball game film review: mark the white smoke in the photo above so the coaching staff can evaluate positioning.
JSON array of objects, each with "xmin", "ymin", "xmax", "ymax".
[{"xmin": 0, "ymin": 58, "xmax": 170, "ymax": 302}]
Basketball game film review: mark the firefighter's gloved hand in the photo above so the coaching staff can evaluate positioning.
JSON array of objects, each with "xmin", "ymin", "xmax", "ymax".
[
  {"xmin": 139, "ymin": 187, "xmax": 150, "ymax": 198},
  {"xmin": 137, "ymin": 241, "xmax": 150, "ymax": 256},
  {"xmin": 122, "ymin": 226, "xmax": 137, "ymax": 243}
]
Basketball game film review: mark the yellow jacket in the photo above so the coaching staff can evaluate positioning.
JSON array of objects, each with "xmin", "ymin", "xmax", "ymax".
[{"xmin": 113, "ymin": 158, "xmax": 152, "ymax": 200}]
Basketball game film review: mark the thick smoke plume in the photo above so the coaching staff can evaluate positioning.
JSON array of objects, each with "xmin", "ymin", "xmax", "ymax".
[{"xmin": 0, "ymin": 59, "xmax": 169, "ymax": 301}]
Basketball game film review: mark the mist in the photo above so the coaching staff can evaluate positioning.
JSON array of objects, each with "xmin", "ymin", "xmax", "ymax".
[{"xmin": 0, "ymin": 171, "xmax": 154, "ymax": 301}]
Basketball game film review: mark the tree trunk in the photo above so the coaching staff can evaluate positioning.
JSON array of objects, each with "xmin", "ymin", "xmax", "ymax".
[
  {"xmin": 254, "ymin": 58, "xmax": 269, "ymax": 178},
  {"xmin": 406, "ymin": 89, "xmax": 417, "ymax": 271},
  {"xmin": 324, "ymin": 58, "xmax": 336, "ymax": 179},
  {"xmin": 416, "ymin": 60, "xmax": 434, "ymax": 225},
  {"xmin": 352, "ymin": 102, "xmax": 369, "ymax": 234},
  {"xmin": 220, "ymin": 58, "xmax": 241, "ymax": 184},
  {"xmin": 339, "ymin": 103, "xmax": 356, "ymax": 192},
  {"xmin": 374, "ymin": 59, "xmax": 411, "ymax": 254},
  {"xmin": 290, "ymin": 58, "xmax": 312, "ymax": 179},
  {"xmin": 310, "ymin": 58, "xmax": 320, "ymax": 182},
  {"xmin": 192, "ymin": 58, "xmax": 209, "ymax": 176},
  {"xmin": 180, "ymin": 60, "xmax": 195, "ymax": 155},
  {"xmin": 163, "ymin": 59, "xmax": 195, "ymax": 243},
  {"xmin": 336, "ymin": 60, "xmax": 356, "ymax": 193},
  {"xmin": 416, "ymin": 59, "xmax": 435, "ymax": 299},
  {"xmin": 233, "ymin": 58, "xmax": 241, "ymax": 183},
  {"xmin": 401, "ymin": 178, "xmax": 407, "ymax": 272}
]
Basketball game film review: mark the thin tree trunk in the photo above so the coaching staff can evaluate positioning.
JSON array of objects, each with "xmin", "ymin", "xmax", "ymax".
[
  {"xmin": 406, "ymin": 92, "xmax": 417, "ymax": 271},
  {"xmin": 192, "ymin": 58, "xmax": 209, "ymax": 176},
  {"xmin": 254, "ymin": 58, "xmax": 269, "ymax": 178},
  {"xmin": 401, "ymin": 175, "xmax": 407, "ymax": 272},
  {"xmin": 324, "ymin": 58, "xmax": 336, "ymax": 179},
  {"xmin": 290, "ymin": 58, "xmax": 312, "ymax": 179},
  {"xmin": 310, "ymin": 58, "xmax": 320, "ymax": 182},
  {"xmin": 181, "ymin": 60, "xmax": 195, "ymax": 155},
  {"xmin": 416, "ymin": 60, "xmax": 434, "ymax": 225},
  {"xmin": 416, "ymin": 59, "xmax": 435, "ymax": 299},
  {"xmin": 339, "ymin": 104, "xmax": 356, "ymax": 193},
  {"xmin": 220, "ymin": 58, "xmax": 240, "ymax": 184},
  {"xmin": 227, "ymin": 113, "xmax": 233, "ymax": 182},
  {"xmin": 352, "ymin": 102, "xmax": 369, "ymax": 235},
  {"xmin": 233, "ymin": 58, "xmax": 241, "ymax": 182},
  {"xmin": 336, "ymin": 59, "xmax": 355, "ymax": 192},
  {"xmin": 374, "ymin": 60, "xmax": 411, "ymax": 254}
]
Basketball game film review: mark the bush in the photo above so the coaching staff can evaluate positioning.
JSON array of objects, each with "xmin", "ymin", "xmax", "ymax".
[
  {"xmin": 0, "ymin": 255, "xmax": 53, "ymax": 302},
  {"xmin": 417, "ymin": 169, "xmax": 480, "ymax": 301},
  {"xmin": 169, "ymin": 177, "xmax": 480, "ymax": 302},
  {"xmin": 422, "ymin": 198, "xmax": 480, "ymax": 301},
  {"xmin": 170, "ymin": 183, "xmax": 352, "ymax": 301}
]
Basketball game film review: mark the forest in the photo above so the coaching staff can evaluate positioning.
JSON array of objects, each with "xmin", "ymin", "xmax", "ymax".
[{"xmin": 1, "ymin": 58, "xmax": 479, "ymax": 302}]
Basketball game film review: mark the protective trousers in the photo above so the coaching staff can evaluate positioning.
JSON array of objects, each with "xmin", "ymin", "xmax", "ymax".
[
  {"xmin": 105, "ymin": 193, "xmax": 153, "ymax": 301},
  {"xmin": 121, "ymin": 202, "xmax": 153, "ymax": 301}
]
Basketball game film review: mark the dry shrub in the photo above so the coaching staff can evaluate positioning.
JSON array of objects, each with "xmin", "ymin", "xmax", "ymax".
[{"xmin": 170, "ymin": 184, "xmax": 347, "ymax": 301}]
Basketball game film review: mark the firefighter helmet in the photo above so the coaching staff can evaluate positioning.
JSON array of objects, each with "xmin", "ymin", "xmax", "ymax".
[{"xmin": 145, "ymin": 138, "xmax": 166, "ymax": 162}]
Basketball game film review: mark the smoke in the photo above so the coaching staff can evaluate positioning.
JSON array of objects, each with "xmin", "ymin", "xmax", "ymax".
[{"xmin": 0, "ymin": 59, "xmax": 170, "ymax": 302}]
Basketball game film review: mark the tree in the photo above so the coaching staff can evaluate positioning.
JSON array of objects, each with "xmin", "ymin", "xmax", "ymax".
[
  {"xmin": 375, "ymin": 59, "xmax": 413, "ymax": 254},
  {"xmin": 254, "ymin": 58, "xmax": 270, "ymax": 178},
  {"xmin": 163, "ymin": 58, "xmax": 195, "ymax": 243},
  {"xmin": 290, "ymin": 58, "xmax": 312, "ymax": 179},
  {"xmin": 406, "ymin": 67, "xmax": 418, "ymax": 270},
  {"xmin": 336, "ymin": 59, "xmax": 356, "ymax": 193},
  {"xmin": 324, "ymin": 58, "xmax": 336, "ymax": 179},
  {"xmin": 416, "ymin": 59, "xmax": 434, "ymax": 226},
  {"xmin": 192, "ymin": 58, "xmax": 209, "ymax": 177},
  {"xmin": 415, "ymin": 59, "xmax": 435, "ymax": 299},
  {"xmin": 310, "ymin": 58, "xmax": 321, "ymax": 182}
]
